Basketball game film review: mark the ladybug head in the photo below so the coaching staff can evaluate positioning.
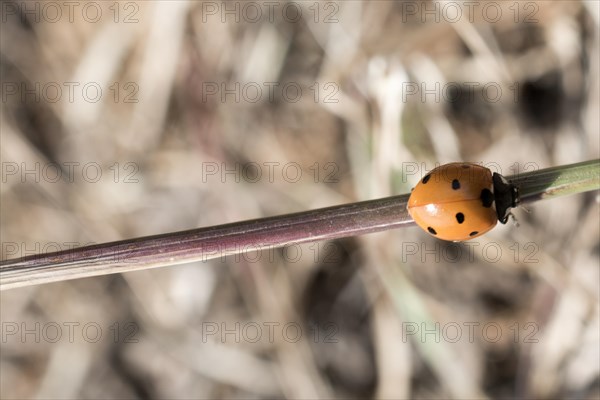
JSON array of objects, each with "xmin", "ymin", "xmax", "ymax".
[{"xmin": 492, "ymin": 173, "xmax": 519, "ymax": 224}]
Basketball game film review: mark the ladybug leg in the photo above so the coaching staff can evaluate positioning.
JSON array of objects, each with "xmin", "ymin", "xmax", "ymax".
[{"xmin": 507, "ymin": 211, "xmax": 520, "ymax": 227}]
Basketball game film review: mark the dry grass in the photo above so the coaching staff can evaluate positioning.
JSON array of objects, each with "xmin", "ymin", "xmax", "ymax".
[{"xmin": 1, "ymin": 1, "xmax": 599, "ymax": 399}]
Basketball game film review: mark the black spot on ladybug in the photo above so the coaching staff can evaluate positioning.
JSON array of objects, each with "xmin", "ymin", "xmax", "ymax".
[
  {"xmin": 480, "ymin": 189, "xmax": 494, "ymax": 208},
  {"xmin": 422, "ymin": 175, "xmax": 431, "ymax": 184},
  {"xmin": 427, "ymin": 227, "xmax": 437, "ymax": 235},
  {"xmin": 452, "ymin": 179, "xmax": 460, "ymax": 190},
  {"xmin": 469, "ymin": 231, "xmax": 479, "ymax": 236},
  {"xmin": 456, "ymin": 213, "xmax": 465, "ymax": 224}
]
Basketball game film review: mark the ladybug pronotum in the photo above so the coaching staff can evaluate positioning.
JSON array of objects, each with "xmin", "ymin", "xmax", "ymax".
[{"xmin": 407, "ymin": 162, "xmax": 519, "ymax": 241}]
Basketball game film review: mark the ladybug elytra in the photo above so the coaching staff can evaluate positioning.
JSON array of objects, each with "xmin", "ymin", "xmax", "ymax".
[{"xmin": 407, "ymin": 162, "xmax": 519, "ymax": 241}]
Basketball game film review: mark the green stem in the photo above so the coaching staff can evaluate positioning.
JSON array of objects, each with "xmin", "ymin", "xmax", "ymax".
[{"xmin": 508, "ymin": 159, "xmax": 600, "ymax": 204}]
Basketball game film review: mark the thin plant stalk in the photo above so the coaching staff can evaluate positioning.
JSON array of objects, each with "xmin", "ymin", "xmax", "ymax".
[
  {"xmin": 509, "ymin": 159, "xmax": 600, "ymax": 203},
  {"xmin": 0, "ymin": 195, "xmax": 414, "ymax": 290},
  {"xmin": 1, "ymin": 159, "xmax": 598, "ymax": 291}
]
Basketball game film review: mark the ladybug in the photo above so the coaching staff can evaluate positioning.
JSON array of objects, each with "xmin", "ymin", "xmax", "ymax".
[{"xmin": 407, "ymin": 162, "xmax": 519, "ymax": 241}]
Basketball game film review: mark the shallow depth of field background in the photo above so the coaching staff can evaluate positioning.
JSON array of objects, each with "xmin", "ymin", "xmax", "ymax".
[{"xmin": 1, "ymin": 1, "xmax": 599, "ymax": 399}]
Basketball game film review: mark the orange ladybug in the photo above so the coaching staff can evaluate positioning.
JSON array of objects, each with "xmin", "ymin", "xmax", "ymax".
[{"xmin": 407, "ymin": 163, "xmax": 519, "ymax": 241}]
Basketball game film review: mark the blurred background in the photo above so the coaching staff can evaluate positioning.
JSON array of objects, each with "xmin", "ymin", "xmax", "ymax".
[{"xmin": 1, "ymin": 0, "xmax": 599, "ymax": 398}]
